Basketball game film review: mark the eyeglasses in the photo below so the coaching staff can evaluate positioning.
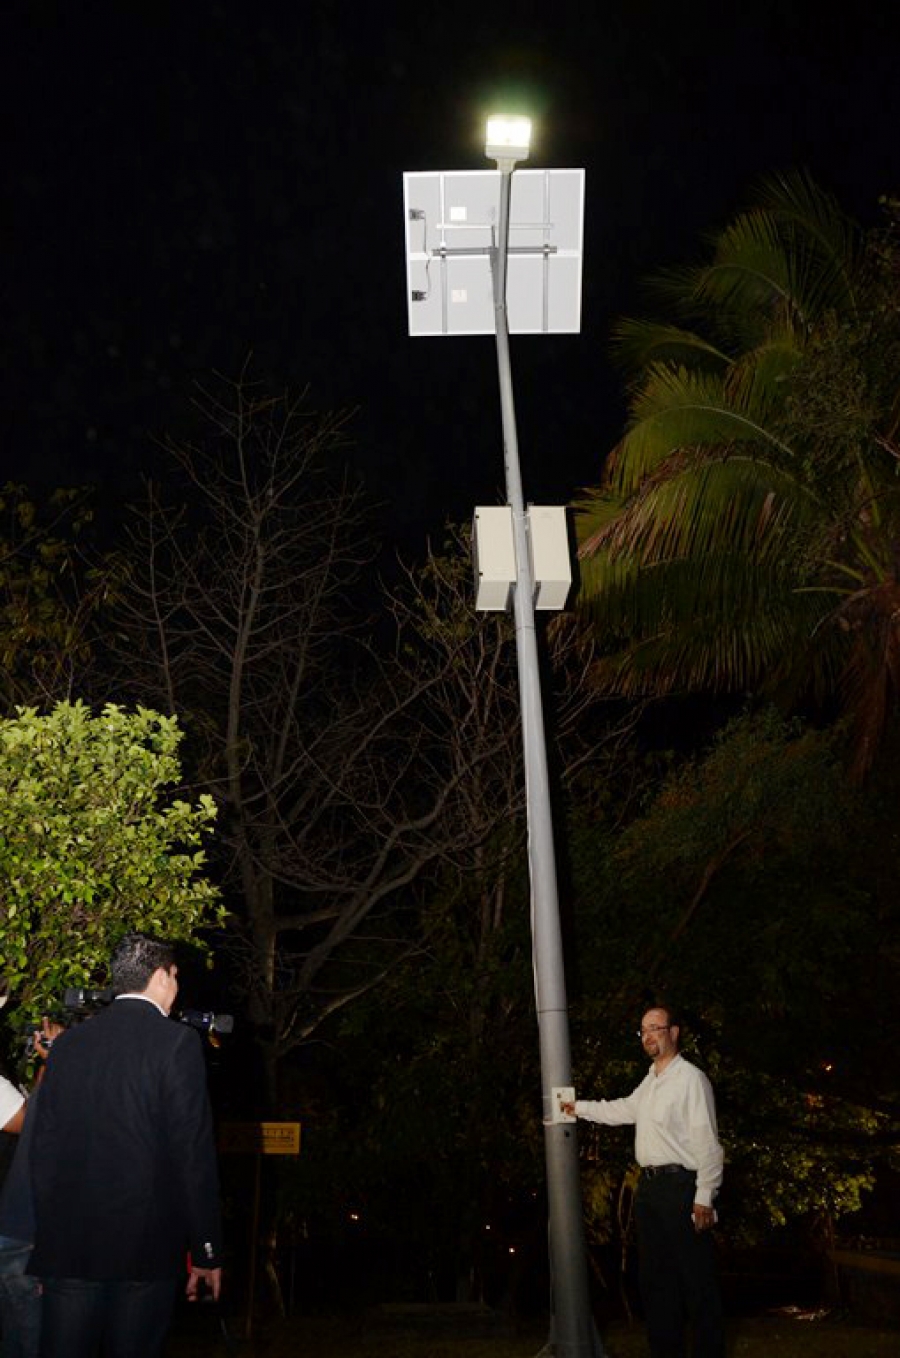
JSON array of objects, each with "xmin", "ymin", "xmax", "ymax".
[{"xmin": 637, "ymin": 1024, "xmax": 671, "ymax": 1038}]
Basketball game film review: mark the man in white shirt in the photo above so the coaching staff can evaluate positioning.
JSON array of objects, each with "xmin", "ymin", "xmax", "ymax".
[
  {"xmin": 0, "ymin": 1073, "xmax": 33, "ymax": 1358},
  {"xmin": 0, "ymin": 1021, "xmax": 56, "ymax": 1358},
  {"xmin": 563, "ymin": 1005, "xmax": 725, "ymax": 1358}
]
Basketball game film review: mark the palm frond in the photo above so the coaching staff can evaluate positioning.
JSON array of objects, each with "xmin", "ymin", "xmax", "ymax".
[
  {"xmin": 757, "ymin": 169, "xmax": 861, "ymax": 319},
  {"xmin": 694, "ymin": 208, "xmax": 802, "ymax": 333},
  {"xmin": 573, "ymin": 170, "xmax": 895, "ymax": 772},
  {"xmin": 612, "ymin": 317, "xmax": 732, "ymax": 373},
  {"xmin": 572, "ymin": 485, "xmax": 631, "ymax": 554},
  {"xmin": 580, "ymin": 582, "xmax": 833, "ymax": 699},
  {"xmin": 580, "ymin": 457, "xmax": 817, "ymax": 565},
  {"xmin": 608, "ymin": 366, "xmax": 797, "ymax": 494},
  {"xmin": 573, "ymin": 452, "xmax": 840, "ymax": 700},
  {"xmin": 722, "ymin": 338, "xmax": 804, "ymax": 437}
]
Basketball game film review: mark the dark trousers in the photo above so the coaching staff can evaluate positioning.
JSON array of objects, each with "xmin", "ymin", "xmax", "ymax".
[
  {"xmin": 635, "ymin": 1170, "xmax": 725, "ymax": 1358},
  {"xmin": 39, "ymin": 1277, "xmax": 180, "ymax": 1358},
  {"xmin": 0, "ymin": 1236, "xmax": 41, "ymax": 1358}
]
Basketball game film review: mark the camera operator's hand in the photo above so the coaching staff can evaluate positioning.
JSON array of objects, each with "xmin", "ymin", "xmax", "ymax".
[
  {"xmin": 186, "ymin": 1265, "xmax": 222, "ymax": 1303},
  {"xmin": 33, "ymin": 1017, "xmax": 64, "ymax": 1066}
]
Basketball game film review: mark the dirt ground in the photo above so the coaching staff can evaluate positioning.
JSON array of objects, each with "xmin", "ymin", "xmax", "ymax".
[{"xmin": 167, "ymin": 1307, "xmax": 900, "ymax": 1358}]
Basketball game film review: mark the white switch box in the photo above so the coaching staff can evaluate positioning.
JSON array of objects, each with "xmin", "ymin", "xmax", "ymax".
[{"xmin": 473, "ymin": 506, "xmax": 516, "ymax": 611}]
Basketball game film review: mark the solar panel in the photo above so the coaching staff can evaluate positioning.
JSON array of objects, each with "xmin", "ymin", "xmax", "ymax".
[{"xmin": 403, "ymin": 168, "xmax": 585, "ymax": 336}]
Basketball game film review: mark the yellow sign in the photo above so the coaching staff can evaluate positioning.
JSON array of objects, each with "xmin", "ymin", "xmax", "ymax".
[{"xmin": 219, "ymin": 1121, "xmax": 301, "ymax": 1156}]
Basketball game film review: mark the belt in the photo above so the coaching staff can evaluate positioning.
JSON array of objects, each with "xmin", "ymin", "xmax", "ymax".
[{"xmin": 641, "ymin": 1163, "xmax": 693, "ymax": 1178}]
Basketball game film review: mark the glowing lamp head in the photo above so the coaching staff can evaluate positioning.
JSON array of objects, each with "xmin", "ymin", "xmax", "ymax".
[{"xmin": 485, "ymin": 116, "xmax": 531, "ymax": 163}]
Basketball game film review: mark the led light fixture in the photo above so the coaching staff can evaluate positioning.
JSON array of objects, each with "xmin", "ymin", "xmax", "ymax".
[{"xmin": 485, "ymin": 115, "xmax": 531, "ymax": 163}]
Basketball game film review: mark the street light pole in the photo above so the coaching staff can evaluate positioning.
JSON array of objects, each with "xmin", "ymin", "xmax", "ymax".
[{"xmin": 487, "ymin": 121, "xmax": 602, "ymax": 1358}]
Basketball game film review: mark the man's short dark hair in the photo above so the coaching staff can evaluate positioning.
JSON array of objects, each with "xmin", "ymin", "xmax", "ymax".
[
  {"xmin": 645, "ymin": 999, "xmax": 681, "ymax": 1036},
  {"xmin": 110, "ymin": 934, "xmax": 176, "ymax": 995}
]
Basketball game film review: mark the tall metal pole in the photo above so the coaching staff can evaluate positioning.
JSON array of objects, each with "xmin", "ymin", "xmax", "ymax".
[{"xmin": 490, "ymin": 161, "xmax": 603, "ymax": 1358}]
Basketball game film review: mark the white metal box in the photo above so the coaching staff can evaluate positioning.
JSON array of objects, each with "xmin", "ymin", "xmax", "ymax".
[
  {"xmin": 472, "ymin": 506, "xmax": 516, "ymax": 611},
  {"xmin": 528, "ymin": 506, "xmax": 571, "ymax": 610}
]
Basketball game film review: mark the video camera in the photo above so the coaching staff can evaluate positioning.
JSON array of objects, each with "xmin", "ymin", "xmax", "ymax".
[
  {"xmin": 18, "ymin": 991, "xmax": 233, "ymax": 1055},
  {"xmin": 62, "ymin": 988, "xmax": 234, "ymax": 1036}
]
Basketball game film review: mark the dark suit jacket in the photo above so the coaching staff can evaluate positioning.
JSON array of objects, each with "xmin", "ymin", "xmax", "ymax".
[{"xmin": 26, "ymin": 997, "xmax": 223, "ymax": 1281}]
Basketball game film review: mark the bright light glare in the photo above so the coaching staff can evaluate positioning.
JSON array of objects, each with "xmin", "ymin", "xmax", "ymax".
[{"xmin": 485, "ymin": 115, "xmax": 532, "ymax": 161}]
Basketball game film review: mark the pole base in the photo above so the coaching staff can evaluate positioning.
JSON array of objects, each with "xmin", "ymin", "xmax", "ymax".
[{"xmin": 532, "ymin": 1317, "xmax": 607, "ymax": 1357}]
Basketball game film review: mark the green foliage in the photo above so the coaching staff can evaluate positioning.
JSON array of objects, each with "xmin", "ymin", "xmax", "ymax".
[
  {"xmin": 576, "ymin": 175, "xmax": 900, "ymax": 779},
  {"xmin": 0, "ymin": 701, "xmax": 225, "ymax": 1021},
  {"xmin": 565, "ymin": 178, "xmax": 900, "ymax": 1261},
  {"xmin": 570, "ymin": 709, "xmax": 858, "ymax": 1014},
  {"xmin": 566, "ymin": 709, "xmax": 897, "ymax": 1246},
  {"xmin": 717, "ymin": 1064, "xmax": 880, "ymax": 1243}
]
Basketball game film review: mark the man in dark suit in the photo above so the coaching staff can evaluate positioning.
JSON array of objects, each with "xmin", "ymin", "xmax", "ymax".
[{"xmin": 26, "ymin": 933, "xmax": 223, "ymax": 1358}]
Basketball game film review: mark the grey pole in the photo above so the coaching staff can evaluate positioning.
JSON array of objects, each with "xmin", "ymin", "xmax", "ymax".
[{"xmin": 490, "ymin": 159, "xmax": 603, "ymax": 1358}]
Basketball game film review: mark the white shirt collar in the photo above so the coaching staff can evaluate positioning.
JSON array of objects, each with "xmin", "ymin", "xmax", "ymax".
[
  {"xmin": 114, "ymin": 992, "xmax": 168, "ymax": 1018},
  {"xmin": 651, "ymin": 1052, "xmax": 683, "ymax": 1079}
]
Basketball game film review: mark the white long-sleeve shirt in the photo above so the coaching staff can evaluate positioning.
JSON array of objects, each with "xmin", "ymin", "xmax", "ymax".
[
  {"xmin": 0, "ymin": 1074, "xmax": 25, "ymax": 1132},
  {"xmin": 575, "ymin": 1053, "xmax": 724, "ymax": 1207}
]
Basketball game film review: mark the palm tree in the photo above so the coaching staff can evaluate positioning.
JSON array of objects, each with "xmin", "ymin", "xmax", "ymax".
[{"xmin": 575, "ymin": 173, "xmax": 900, "ymax": 778}]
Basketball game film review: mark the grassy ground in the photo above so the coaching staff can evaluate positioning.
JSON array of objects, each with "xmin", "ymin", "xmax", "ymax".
[{"xmin": 169, "ymin": 1308, "xmax": 900, "ymax": 1357}]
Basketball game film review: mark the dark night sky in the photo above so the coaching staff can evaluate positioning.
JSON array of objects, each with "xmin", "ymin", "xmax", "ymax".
[{"xmin": 4, "ymin": 0, "xmax": 900, "ymax": 554}]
